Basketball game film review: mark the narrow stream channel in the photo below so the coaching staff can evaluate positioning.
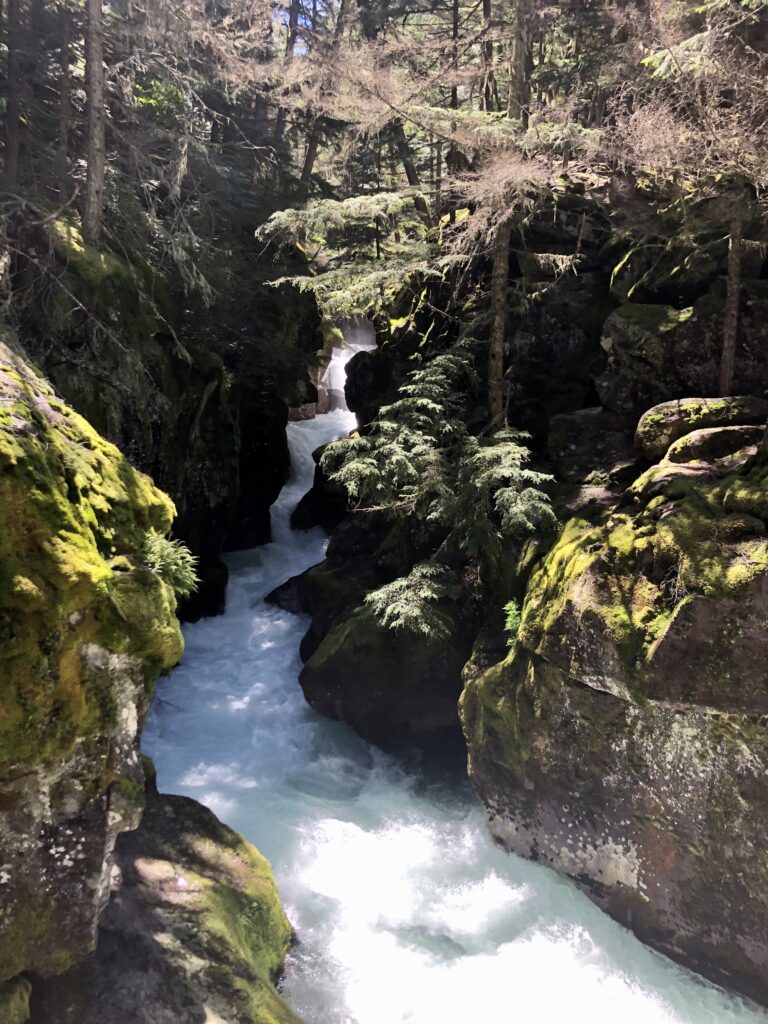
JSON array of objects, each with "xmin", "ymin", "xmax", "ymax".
[{"xmin": 143, "ymin": 410, "xmax": 767, "ymax": 1024}]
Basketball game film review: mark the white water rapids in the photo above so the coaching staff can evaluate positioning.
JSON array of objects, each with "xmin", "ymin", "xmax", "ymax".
[{"xmin": 144, "ymin": 409, "xmax": 767, "ymax": 1024}]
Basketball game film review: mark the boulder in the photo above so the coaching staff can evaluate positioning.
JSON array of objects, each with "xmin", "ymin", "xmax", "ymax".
[
  {"xmin": 635, "ymin": 396, "xmax": 768, "ymax": 461},
  {"xmin": 290, "ymin": 442, "xmax": 349, "ymax": 533},
  {"xmin": 461, "ymin": 650, "xmax": 768, "ymax": 1006},
  {"xmin": 30, "ymin": 779, "xmax": 299, "ymax": 1024},
  {"xmin": 596, "ymin": 285, "xmax": 768, "ymax": 415},
  {"xmin": 461, "ymin": 451, "xmax": 768, "ymax": 1003},
  {"xmin": 0, "ymin": 335, "xmax": 183, "ymax": 988},
  {"xmin": 547, "ymin": 407, "xmax": 637, "ymax": 485},
  {"xmin": 300, "ymin": 602, "xmax": 476, "ymax": 747},
  {"xmin": 663, "ymin": 425, "xmax": 761, "ymax": 472},
  {"xmin": 0, "ymin": 980, "xmax": 32, "ymax": 1024}
]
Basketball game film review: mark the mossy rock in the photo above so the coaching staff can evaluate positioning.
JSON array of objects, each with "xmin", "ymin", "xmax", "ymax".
[
  {"xmin": 300, "ymin": 600, "xmax": 476, "ymax": 746},
  {"xmin": 0, "ymin": 335, "xmax": 183, "ymax": 767},
  {"xmin": 635, "ymin": 396, "xmax": 768, "ymax": 461},
  {"xmin": 460, "ymin": 649, "xmax": 768, "ymax": 1007},
  {"xmin": 30, "ymin": 789, "xmax": 301, "ymax": 1024},
  {"xmin": 0, "ymin": 978, "xmax": 32, "ymax": 1024},
  {"xmin": 596, "ymin": 287, "xmax": 768, "ymax": 414},
  {"xmin": 518, "ymin": 460, "xmax": 768, "ymax": 711},
  {"xmin": 0, "ymin": 334, "xmax": 183, "ymax": 984}
]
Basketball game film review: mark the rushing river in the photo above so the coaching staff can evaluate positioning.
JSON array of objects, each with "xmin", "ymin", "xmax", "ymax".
[{"xmin": 144, "ymin": 410, "xmax": 767, "ymax": 1024}]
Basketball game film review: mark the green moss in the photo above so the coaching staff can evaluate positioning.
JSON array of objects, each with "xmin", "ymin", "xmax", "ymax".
[
  {"xmin": 50, "ymin": 218, "xmax": 174, "ymax": 341},
  {"xmin": 138, "ymin": 792, "xmax": 300, "ymax": 1024},
  {"xmin": 0, "ymin": 978, "xmax": 31, "ymax": 1024},
  {"xmin": 518, "ymin": 456, "xmax": 768, "ymax": 696},
  {"xmin": 613, "ymin": 303, "xmax": 693, "ymax": 332},
  {"xmin": 0, "ymin": 343, "xmax": 183, "ymax": 767}
]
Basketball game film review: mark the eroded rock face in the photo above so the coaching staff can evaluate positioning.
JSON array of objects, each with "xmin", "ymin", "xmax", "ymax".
[
  {"xmin": 30, "ymin": 779, "xmax": 300, "ymax": 1024},
  {"xmin": 22, "ymin": 221, "xmax": 300, "ymax": 619},
  {"xmin": 0, "ymin": 336, "xmax": 183, "ymax": 987},
  {"xmin": 596, "ymin": 286, "xmax": 768, "ymax": 415},
  {"xmin": 461, "ymin": 431, "xmax": 768, "ymax": 1005},
  {"xmin": 461, "ymin": 651, "xmax": 768, "ymax": 1004}
]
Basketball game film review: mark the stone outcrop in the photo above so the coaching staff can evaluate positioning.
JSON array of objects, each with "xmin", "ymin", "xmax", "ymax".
[
  {"xmin": 0, "ymin": 335, "xmax": 183, "ymax": 995},
  {"xmin": 461, "ymin": 406, "xmax": 768, "ymax": 1005},
  {"xmin": 30, "ymin": 772, "xmax": 300, "ymax": 1024},
  {"xmin": 635, "ymin": 396, "xmax": 768, "ymax": 461},
  {"xmin": 596, "ymin": 284, "xmax": 768, "ymax": 415},
  {"xmin": 271, "ymin": 513, "xmax": 479, "ymax": 748},
  {"xmin": 21, "ymin": 220, "xmax": 302, "ymax": 618}
]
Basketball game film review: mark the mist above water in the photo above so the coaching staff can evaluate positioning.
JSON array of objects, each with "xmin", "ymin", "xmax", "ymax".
[{"xmin": 144, "ymin": 410, "xmax": 766, "ymax": 1024}]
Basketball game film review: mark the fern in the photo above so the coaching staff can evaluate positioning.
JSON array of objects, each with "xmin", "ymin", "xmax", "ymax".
[
  {"xmin": 139, "ymin": 532, "xmax": 199, "ymax": 599},
  {"xmin": 364, "ymin": 563, "xmax": 462, "ymax": 639},
  {"xmin": 323, "ymin": 341, "xmax": 556, "ymax": 564},
  {"xmin": 504, "ymin": 600, "xmax": 522, "ymax": 649}
]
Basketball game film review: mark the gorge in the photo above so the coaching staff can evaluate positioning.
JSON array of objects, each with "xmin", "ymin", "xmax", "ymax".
[{"xmin": 3, "ymin": 0, "xmax": 768, "ymax": 1020}]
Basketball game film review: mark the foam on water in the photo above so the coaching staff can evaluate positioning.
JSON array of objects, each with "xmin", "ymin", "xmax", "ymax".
[{"xmin": 144, "ymin": 410, "xmax": 767, "ymax": 1024}]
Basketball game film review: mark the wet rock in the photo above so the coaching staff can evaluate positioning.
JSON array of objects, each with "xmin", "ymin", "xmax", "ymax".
[
  {"xmin": 635, "ymin": 396, "xmax": 768, "ymax": 461},
  {"xmin": 290, "ymin": 442, "xmax": 349, "ymax": 533},
  {"xmin": 461, "ymin": 650, "xmax": 768, "ymax": 1007},
  {"xmin": 30, "ymin": 781, "xmax": 300, "ymax": 1024},
  {"xmin": 300, "ymin": 601, "xmax": 476, "ymax": 747}
]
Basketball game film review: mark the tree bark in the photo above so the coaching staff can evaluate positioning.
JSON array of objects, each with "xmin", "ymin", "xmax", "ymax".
[
  {"xmin": 300, "ymin": 121, "xmax": 322, "ymax": 190},
  {"xmin": 274, "ymin": 0, "xmax": 301, "ymax": 146},
  {"xmin": 4, "ymin": 0, "xmax": 21, "ymax": 189},
  {"xmin": 58, "ymin": 4, "xmax": 72, "ymax": 193},
  {"xmin": 481, "ymin": 0, "xmax": 494, "ymax": 111},
  {"xmin": 719, "ymin": 185, "xmax": 746, "ymax": 396},
  {"xmin": 489, "ymin": 218, "xmax": 513, "ymax": 432},
  {"xmin": 84, "ymin": 0, "xmax": 106, "ymax": 248},
  {"xmin": 507, "ymin": 0, "xmax": 532, "ymax": 126},
  {"xmin": 299, "ymin": 0, "xmax": 348, "ymax": 192}
]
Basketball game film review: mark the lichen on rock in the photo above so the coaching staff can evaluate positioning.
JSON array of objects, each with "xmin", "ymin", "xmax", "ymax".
[{"xmin": 635, "ymin": 396, "xmax": 768, "ymax": 461}]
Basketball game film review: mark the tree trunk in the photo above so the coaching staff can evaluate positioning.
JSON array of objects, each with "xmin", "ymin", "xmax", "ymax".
[
  {"xmin": 448, "ymin": 0, "xmax": 459, "ymax": 223},
  {"xmin": 489, "ymin": 218, "xmax": 513, "ymax": 432},
  {"xmin": 84, "ymin": 0, "xmax": 106, "ymax": 248},
  {"xmin": 4, "ymin": 0, "xmax": 21, "ymax": 189},
  {"xmin": 58, "ymin": 4, "xmax": 72, "ymax": 193},
  {"xmin": 481, "ymin": 0, "xmax": 494, "ymax": 111},
  {"xmin": 300, "ymin": 121, "xmax": 322, "ymax": 191},
  {"xmin": 719, "ymin": 185, "xmax": 746, "ymax": 396},
  {"xmin": 274, "ymin": 0, "xmax": 301, "ymax": 146},
  {"xmin": 435, "ymin": 138, "xmax": 443, "ymax": 220},
  {"xmin": 392, "ymin": 119, "xmax": 432, "ymax": 225},
  {"xmin": 507, "ymin": 0, "xmax": 532, "ymax": 126},
  {"xmin": 299, "ymin": 0, "xmax": 348, "ymax": 193}
]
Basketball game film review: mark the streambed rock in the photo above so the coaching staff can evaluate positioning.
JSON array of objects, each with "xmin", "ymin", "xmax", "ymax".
[
  {"xmin": 30, "ymin": 776, "xmax": 300, "ymax": 1024},
  {"xmin": 0, "ymin": 335, "xmax": 183, "ymax": 997},
  {"xmin": 461, "ymin": 445, "xmax": 768, "ymax": 1005}
]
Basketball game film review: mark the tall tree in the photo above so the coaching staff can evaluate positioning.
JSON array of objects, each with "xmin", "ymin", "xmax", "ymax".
[
  {"xmin": 4, "ymin": 0, "xmax": 21, "ymax": 189},
  {"xmin": 719, "ymin": 181, "xmax": 747, "ymax": 396},
  {"xmin": 488, "ymin": 217, "xmax": 512, "ymax": 431},
  {"xmin": 84, "ymin": 0, "xmax": 106, "ymax": 247}
]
